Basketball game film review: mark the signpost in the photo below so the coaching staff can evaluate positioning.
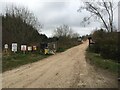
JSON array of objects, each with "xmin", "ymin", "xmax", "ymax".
[
  {"xmin": 33, "ymin": 46, "xmax": 37, "ymax": 51},
  {"xmin": 4, "ymin": 44, "xmax": 8, "ymax": 53},
  {"xmin": 12, "ymin": 43, "xmax": 17, "ymax": 53},
  {"xmin": 28, "ymin": 46, "xmax": 32, "ymax": 51},
  {"xmin": 88, "ymin": 37, "xmax": 95, "ymax": 47},
  {"xmin": 4, "ymin": 44, "xmax": 8, "ymax": 49},
  {"xmin": 21, "ymin": 45, "xmax": 27, "ymax": 54}
]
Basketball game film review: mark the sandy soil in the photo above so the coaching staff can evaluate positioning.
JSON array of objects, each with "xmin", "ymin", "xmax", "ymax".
[{"xmin": 2, "ymin": 41, "xmax": 118, "ymax": 88}]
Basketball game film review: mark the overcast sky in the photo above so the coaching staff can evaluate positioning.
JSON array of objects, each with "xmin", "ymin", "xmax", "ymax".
[{"xmin": 0, "ymin": 0, "xmax": 119, "ymax": 37}]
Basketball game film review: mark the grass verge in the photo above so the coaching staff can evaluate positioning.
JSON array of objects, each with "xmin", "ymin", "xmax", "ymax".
[
  {"xmin": 86, "ymin": 50, "xmax": 120, "ymax": 73},
  {"xmin": 2, "ymin": 53, "xmax": 51, "ymax": 72}
]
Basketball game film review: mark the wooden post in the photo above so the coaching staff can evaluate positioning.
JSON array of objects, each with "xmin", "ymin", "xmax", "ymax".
[{"xmin": 88, "ymin": 37, "xmax": 92, "ymax": 47}]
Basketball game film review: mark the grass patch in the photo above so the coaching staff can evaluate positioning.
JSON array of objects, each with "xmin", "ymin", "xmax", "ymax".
[
  {"xmin": 86, "ymin": 51, "xmax": 120, "ymax": 73},
  {"xmin": 2, "ymin": 53, "xmax": 51, "ymax": 72}
]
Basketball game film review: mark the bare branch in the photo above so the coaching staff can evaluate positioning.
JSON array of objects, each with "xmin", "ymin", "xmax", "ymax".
[{"xmin": 78, "ymin": 1, "xmax": 115, "ymax": 32}]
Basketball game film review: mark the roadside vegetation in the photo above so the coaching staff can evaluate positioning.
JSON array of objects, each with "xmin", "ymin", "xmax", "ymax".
[
  {"xmin": 2, "ymin": 53, "xmax": 51, "ymax": 72},
  {"xmin": 86, "ymin": 29, "xmax": 120, "ymax": 73},
  {"xmin": 2, "ymin": 6, "xmax": 48, "ymax": 49},
  {"xmin": 53, "ymin": 25, "xmax": 82, "ymax": 52},
  {"xmin": 86, "ymin": 50, "xmax": 120, "ymax": 73}
]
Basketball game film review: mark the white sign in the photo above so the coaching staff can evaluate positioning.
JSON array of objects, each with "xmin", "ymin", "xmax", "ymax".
[
  {"xmin": 12, "ymin": 43, "xmax": 17, "ymax": 52},
  {"xmin": 28, "ymin": 46, "xmax": 32, "ymax": 51},
  {"xmin": 21, "ymin": 45, "xmax": 27, "ymax": 51},
  {"xmin": 4, "ymin": 44, "xmax": 8, "ymax": 49}
]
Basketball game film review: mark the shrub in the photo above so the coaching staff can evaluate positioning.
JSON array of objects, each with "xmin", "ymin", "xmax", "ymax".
[
  {"xmin": 56, "ymin": 37, "xmax": 80, "ymax": 52},
  {"xmin": 90, "ymin": 29, "xmax": 119, "ymax": 62}
]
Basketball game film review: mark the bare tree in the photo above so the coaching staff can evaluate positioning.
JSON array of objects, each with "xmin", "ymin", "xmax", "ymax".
[
  {"xmin": 72, "ymin": 33, "xmax": 80, "ymax": 38},
  {"xmin": 78, "ymin": 1, "xmax": 116, "ymax": 32},
  {"xmin": 53, "ymin": 25, "xmax": 74, "ymax": 38},
  {"xmin": 5, "ymin": 5, "xmax": 42, "ymax": 32}
]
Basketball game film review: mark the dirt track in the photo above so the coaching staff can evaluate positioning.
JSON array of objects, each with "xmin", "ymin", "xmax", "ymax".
[{"xmin": 2, "ymin": 41, "xmax": 118, "ymax": 88}]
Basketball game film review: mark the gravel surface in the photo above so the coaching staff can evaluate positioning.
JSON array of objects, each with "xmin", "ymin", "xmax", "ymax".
[{"xmin": 2, "ymin": 41, "xmax": 118, "ymax": 88}]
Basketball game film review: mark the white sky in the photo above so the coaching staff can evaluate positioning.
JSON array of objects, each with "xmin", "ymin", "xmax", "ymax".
[{"xmin": 0, "ymin": 0, "xmax": 119, "ymax": 37}]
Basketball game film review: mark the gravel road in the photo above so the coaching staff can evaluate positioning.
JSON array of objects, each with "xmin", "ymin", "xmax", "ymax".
[{"xmin": 2, "ymin": 41, "xmax": 118, "ymax": 88}]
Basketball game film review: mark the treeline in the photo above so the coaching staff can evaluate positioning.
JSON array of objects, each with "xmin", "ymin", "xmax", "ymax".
[
  {"xmin": 53, "ymin": 25, "xmax": 81, "ymax": 52},
  {"xmin": 2, "ymin": 14, "xmax": 48, "ymax": 45},
  {"xmin": 89, "ymin": 29, "xmax": 119, "ymax": 62},
  {"xmin": 2, "ymin": 6, "xmax": 81, "ymax": 53},
  {"xmin": 2, "ymin": 6, "xmax": 48, "ymax": 51}
]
